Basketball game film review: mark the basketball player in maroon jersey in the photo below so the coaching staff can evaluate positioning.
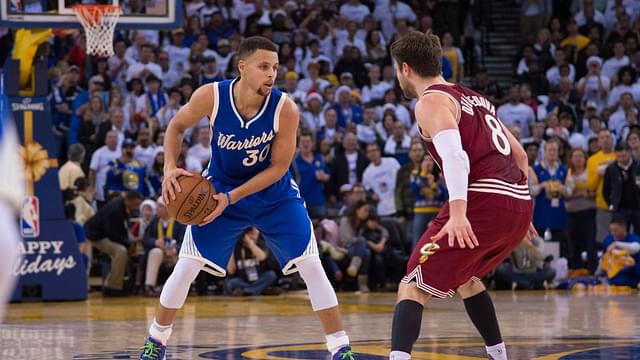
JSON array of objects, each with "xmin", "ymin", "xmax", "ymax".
[{"xmin": 388, "ymin": 31, "xmax": 535, "ymax": 360}]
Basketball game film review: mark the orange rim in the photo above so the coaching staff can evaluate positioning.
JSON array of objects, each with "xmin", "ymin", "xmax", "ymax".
[{"xmin": 72, "ymin": 4, "xmax": 120, "ymax": 25}]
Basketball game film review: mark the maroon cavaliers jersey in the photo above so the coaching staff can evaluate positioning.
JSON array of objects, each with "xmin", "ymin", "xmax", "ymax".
[{"xmin": 421, "ymin": 84, "xmax": 530, "ymax": 200}]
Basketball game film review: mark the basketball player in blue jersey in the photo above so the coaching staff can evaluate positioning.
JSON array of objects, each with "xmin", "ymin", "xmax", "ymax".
[
  {"xmin": 139, "ymin": 37, "xmax": 356, "ymax": 360},
  {"xmin": 0, "ymin": 91, "xmax": 25, "ymax": 322}
]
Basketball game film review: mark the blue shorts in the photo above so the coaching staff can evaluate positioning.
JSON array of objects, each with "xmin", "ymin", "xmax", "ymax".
[{"xmin": 179, "ymin": 176, "xmax": 318, "ymax": 277}]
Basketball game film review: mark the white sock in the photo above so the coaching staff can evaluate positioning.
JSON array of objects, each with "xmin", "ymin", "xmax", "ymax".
[
  {"xmin": 486, "ymin": 342, "xmax": 507, "ymax": 360},
  {"xmin": 389, "ymin": 350, "xmax": 411, "ymax": 359},
  {"xmin": 326, "ymin": 330, "xmax": 349, "ymax": 355},
  {"xmin": 149, "ymin": 319, "xmax": 173, "ymax": 345}
]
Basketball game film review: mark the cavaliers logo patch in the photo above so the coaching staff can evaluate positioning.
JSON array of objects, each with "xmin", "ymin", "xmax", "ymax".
[{"xmin": 419, "ymin": 242, "xmax": 440, "ymax": 263}]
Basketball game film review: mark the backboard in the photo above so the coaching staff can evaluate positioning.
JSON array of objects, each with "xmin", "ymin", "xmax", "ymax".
[{"xmin": 1, "ymin": 0, "xmax": 182, "ymax": 29}]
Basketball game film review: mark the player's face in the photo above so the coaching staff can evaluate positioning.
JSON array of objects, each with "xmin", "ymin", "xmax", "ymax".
[
  {"xmin": 239, "ymin": 49, "xmax": 279, "ymax": 97},
  {"xmin": 394, "ymin": 61, "xmax": 417, "ymax": 99}
]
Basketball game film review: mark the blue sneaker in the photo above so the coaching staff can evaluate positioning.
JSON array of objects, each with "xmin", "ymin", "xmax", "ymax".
[
  {"xmin": 333, "ymin": 346, "xmax": 356, "ymax": 360},
  {"xmin": 139, "ymin": 337, "xmax": 166, "ymax": 360}
]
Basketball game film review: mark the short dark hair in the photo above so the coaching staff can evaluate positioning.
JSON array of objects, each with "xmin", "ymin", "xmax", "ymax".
[
  {"xmin": 610, "ymin": 216, "xmax": 627, "ymax": 227},
  {"xmin": 390, "ymin": 30, "xmax": 442, "ymax": 78},
  {"xmin": 237, "ymin": 36, "xmax": 279, "ymax": 60},
  {"xmin": 125, "ymin": 191, "xmax": 143, "ymax": 201},
  {"xmin": 615, "ymin": 143, "xmax": 630, "ymax": 152}
]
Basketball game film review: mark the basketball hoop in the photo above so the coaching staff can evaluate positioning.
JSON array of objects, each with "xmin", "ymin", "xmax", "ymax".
[{"xmin": 72, "ymin": 5, "xmax": 121, "ymax": 57}]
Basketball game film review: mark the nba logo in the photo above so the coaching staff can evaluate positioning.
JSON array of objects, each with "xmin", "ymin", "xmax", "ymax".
[{"xmin": 21, "ymin": 196, "xmax": 40, "ymax": 238}]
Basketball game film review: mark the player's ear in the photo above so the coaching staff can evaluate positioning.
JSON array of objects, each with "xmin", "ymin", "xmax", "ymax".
[
  {"xmin": 238, "ymin": 59, "xmax": 246, "ymax": 73},
  {"xmin": 402, "ymin": 62, "xmax": 410, "ymax": 77}
]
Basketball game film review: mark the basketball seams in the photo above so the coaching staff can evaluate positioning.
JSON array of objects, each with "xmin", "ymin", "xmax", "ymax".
[
  {"xmin": 189, "ymin": 182, "xmax": 217, "ymax": 223},
  {"xmin": 173, "ymin": 176, "xmax": 205, "ymax": 222}
]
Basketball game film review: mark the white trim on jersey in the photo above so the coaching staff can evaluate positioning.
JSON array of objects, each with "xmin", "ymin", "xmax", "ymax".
[
  {"xmin": 423, "ymin": 89, "xmax": 461, "ymax": 124},
  {"xmin": 228, "ymin": 78, "xmax": 272, "ymax": 129},
  {"xmin": 273, "ymin": 93, "xmax": 288, "ymax": 133},
  {"xmin": 401, "ymin": 265, "xmax": 456, "ymax": 299},
  {"xmin": 468, "ymin": 178, "xmax": 532, "ymax": 200},
  {"xmin": 209, "ymin": 82, "xmax": 220, "ymax": 127},
  {"xmin": 179, "ymin": 226, "xmax": 227, "ymax": 277}
]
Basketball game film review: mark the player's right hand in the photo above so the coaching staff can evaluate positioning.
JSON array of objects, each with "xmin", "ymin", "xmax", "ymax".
[
  {"xmin": 162, "ymin": 167, "xmax": 194, "ymax": 204},
  {"xmin": 431, "ymin": 215, "xmax": 479, "ymax": 249}
]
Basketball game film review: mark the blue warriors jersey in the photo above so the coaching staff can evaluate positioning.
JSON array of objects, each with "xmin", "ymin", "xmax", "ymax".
[{"xmin": 204, "ymin": 79, "xmax": 290, "ymax": 189}]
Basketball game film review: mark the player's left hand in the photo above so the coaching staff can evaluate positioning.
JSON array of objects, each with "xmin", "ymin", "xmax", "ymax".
[
  {"xmin": 199, "ymin": 192, "xmax": 229, "ymax": 226},
  {"xmin": 431, "ymin": 215, "xmax": 479, "ymax": 249}
]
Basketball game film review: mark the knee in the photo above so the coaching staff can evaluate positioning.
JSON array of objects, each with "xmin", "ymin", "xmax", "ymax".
[
  {"xmin": 114, "ymin": 244, "xmax": 128, "ymax": 260},
  {"xmin": 149, "ymin": 248, "xmax": 163, "ymax": 259},
  {"xmin": 457, "ymin": 279, "xmax": 486, "ymax": 299},
  {"xmin": 397, "ymin": 281, "xmax": 430, "ymax": 305}
]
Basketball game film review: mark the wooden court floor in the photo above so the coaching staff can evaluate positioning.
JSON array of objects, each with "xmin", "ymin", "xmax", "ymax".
[{"xmin": 1, "ymin": 291, "xmax": 640, "ymax": 359}]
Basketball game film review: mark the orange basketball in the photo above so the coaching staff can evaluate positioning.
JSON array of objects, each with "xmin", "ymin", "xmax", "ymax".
[{"xmin": 165, "ymin": 175, "xmax": 217, "ymax": 225}]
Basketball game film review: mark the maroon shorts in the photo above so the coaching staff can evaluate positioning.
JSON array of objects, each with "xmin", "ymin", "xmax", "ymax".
[{"xmin": 403, "ymin": 192, "xmax": 533, "ymax": 298}]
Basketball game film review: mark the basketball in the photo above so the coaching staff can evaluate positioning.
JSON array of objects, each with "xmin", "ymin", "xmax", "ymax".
[{"xmin": 165, "ymin": 175, "xmax": 217, "ymax": 225}]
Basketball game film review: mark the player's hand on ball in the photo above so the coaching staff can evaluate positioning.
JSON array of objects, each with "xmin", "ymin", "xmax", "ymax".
[
  {"xmin": 162, "ymin": 168, "xmax": 194, "ymax": 204},
  {"xmin": 199, "ymin": 192, "xmax": 229, "ymax": 226},
  {"xmin": 431, "ymin": 215, "xmax": 479, "ymax": 249}
]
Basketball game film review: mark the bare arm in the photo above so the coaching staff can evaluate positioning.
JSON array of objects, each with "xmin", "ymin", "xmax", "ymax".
[
  {"xmin": 415, "ymin": 94, "xmax": 467, "ymax": 219},
  {"xmin": 247, "ymin": 241, "xmax": 268, "ymax": 262},
  {"xmin": 227, "ymin": 253, "xmax": 236, "ymax": 275},
  {"xmin": 162, "ymin": 84, "xmax": 214, "ymax": 203}
]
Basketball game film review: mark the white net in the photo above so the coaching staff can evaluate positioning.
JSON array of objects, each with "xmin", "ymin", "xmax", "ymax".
[{"xmin": 72, "ymin": 5, "xmax": 121, "ymax": 57}]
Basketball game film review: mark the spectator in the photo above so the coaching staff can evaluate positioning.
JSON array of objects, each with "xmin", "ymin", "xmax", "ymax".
[
  {"xmin": 84, "ymin": 191, "xmax": 144, "ymax": 296},
  {"xmin": 108, "ymin": 39, "xmax": 129, "ymax": 93},
  {"xmin": 546, "ymin": 48, "xmax": 576, "ymax": 86},
  {"xmin": 361, "ymin": 213, "xmax": 391, "ymax": 289},
  {"xmin": 332, "ymin": 85, "xmax": 363, "ymax": 128},
  {"xmin": 576, "ymin": 56, "xmax": 609, "ymax": 114},
  {"xmin": 225, "ymin": 227, "xmax": 278, "ymax": 296},
  {"xmin": 497, "ymin": 84, "xmax": 536, "ymax": 138},
  {"xmin": 603, "ymin": 144, "xmax": 640, "ymax": 235},
  {"xmin": 89, "ymin": 130, "xmax": 122, "ymax": 208},
  {"xmin": 608, "ymin": 93, "xmax": 636, "ymax": 141},
  {"xmin": 298, "ymin": 62, "xmax": 330, "ymax": 94},
  {"xmin": 518, "ymin": 0, "xmax": 551, "ymax": 43},
  {"xmin": 627, "ymin": 131, "xmax": 640, "ymax": 161},
  {"xmin": 70, "ymin": 177, "xmax": 95, "ymax": 226},
  {"xmin": 301, "ymin": 92, "xmax": 325, "ymax": 134},
  {"xmin": 293, "ymin": 133, "xmax": 331, "ymax": 219},
  {"xmin": 441, "ymin": 32, "xmax": 464, "ymax": 83},
  {"xmin": 331, "ymin": 133, "xmax": 369, "ymax": 200},
  {"xmin": 565, "ymin": 148, "xmax": 598, "ymax": 272},
  {"xmin": 363, "ymin": 143, "xmax": 401, "ymax": 217},
  {"xmin": 361, "ymin": 64, "xmax": 391, "ymax": 105},
  {"xmin": 106, "ymin": 138, "xmax": 148, "ymax": 197},
  {"xmin": 472, "ymin": 68, "xmax": 503, "ymax": 104},
  {"xmin": 356, "ymin": 103, "xmax": 381, "ymax": 146},
  {"xmin": 495, "ymin": 235, "xmax": 555, "ymax": 290},
  {"xmin": 133, "ymin": 128, "xmax": 156, "ymax": 170},
  {"xmin": 412, "ymin": 152, "xmax": 448, "ymax": 245},
  {"xmin": 607, "ymin": 66, "xmax": 640, "ymax": 109},
  {"xmin": 200, "ymin": 56, "xmax": 225, "ymax": 84},
  {"xmin": 156, "ymin": 88, "xmax": 182, "ymax": 130},
  {"xmin": 187, "ymin": 127, "xmax": 212, "ymax": 169},
  {"xmin": 587, "ymin": 129, "xmax": 617, "ymax": 243},
  {"xmin": 157, "ymin": 50, "xmax": 181, "ymax": 91},
  {"xmin": 600, "ymin": 217, "xmax": 640, "ymax": 288},
  {"xmin": 373, "ymin": 0, "xmax": 416, "ymax": 42},
  {"xmin": 339, "ymin": 0, "xmax": 370, "ymax": 23},
  {"xmin": 143, "ymin": 197, "xmax": 186, "ymax": 296},
  {"xmin": 560, "ymin": 18, "xmax": 590, "ymax": 59},
  {"xmin": 518, "ymin": 60, "xmax": 549, "ymax": 97},
  {"xmin": 384, "ymin": 120, "xmax": 411, "ymax": 165},
  {"xmin": 394, "ymin": 141, "xmax": 423, "ymax": 240},
  {"xmin": 531, "ymin": 140, "xmax": 569, "ymax": 257},
  {"xmin": 601, "ymin": 39, "xmax": 630, "ymax": 80},
  {"xmin": 163, "ymin": 28, "xmax": 191, "ymax": 73},
  {"xmin": 338, "ymin": 201, "xmax": 372, "ymax": 292},
  {"xmin": 126, "ymin": 43, "xmax": 162, "ymax": 82},
  {"xmin": 95, "ymin": 107, "xmax": 128, "ymax": 150},
  {"xmin": 59, "ymin": 143, "xmax": 86, "ymax": 191}
]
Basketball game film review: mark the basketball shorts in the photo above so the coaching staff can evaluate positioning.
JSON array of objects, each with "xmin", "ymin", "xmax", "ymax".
[
  {"xmin": 403, "ymin": 188, "xmax": 533, "ymax": 298},
  {"xmin": 179, "ymin": 176, "xmax": 317, "ymax": 277}
]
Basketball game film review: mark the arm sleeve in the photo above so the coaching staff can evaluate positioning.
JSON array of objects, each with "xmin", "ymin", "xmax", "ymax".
[{"xmin": 432, "ymin": 129, "xmax": 470, "ymax": 201}]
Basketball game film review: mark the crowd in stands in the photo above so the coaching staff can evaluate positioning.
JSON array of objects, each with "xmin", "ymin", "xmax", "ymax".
[{"xmin": 16, "ymin": 0, "xmax": 640, "ymax": 296}]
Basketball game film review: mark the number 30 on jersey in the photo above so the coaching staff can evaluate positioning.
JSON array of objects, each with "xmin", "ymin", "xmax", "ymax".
[
  {"xmin": 242, "ymin": 144, "xmax": 271, "ymax": 167},
  {"xmin": 484, "ymin": 114, "xmax": 511, "ymax": 156}
]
